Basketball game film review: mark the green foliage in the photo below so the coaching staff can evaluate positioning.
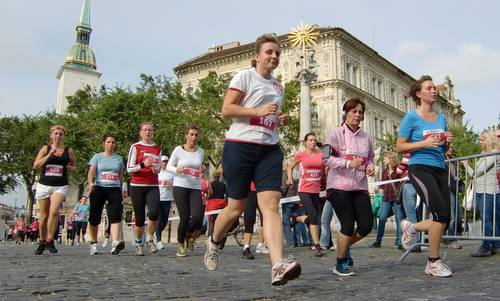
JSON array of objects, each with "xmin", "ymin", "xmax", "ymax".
[
  {"xmin": 280, "ymin": 80, "xmax": 300, "ymax": 155},
  {"xmin": 450, "ymin": 121, "xmax": 481, "ymax": 158}
]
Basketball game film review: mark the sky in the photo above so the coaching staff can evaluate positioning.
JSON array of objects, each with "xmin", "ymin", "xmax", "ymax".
[{"xmin": 1, "ymin": 0, "xmax": 500, "ymax": 206}]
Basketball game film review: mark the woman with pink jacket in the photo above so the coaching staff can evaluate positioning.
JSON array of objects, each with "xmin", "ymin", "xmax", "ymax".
[{"xmin": 324, "ymin": 98, "xmax": 375, "ymax": 276}]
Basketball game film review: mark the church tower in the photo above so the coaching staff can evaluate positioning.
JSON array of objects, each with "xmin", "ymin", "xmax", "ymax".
[{"xmin": 56, "ymin": 0, "xmax": 101, "ymax": 114}]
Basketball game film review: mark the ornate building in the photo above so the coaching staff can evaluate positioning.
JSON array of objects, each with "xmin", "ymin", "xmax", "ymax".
[{"xmin": 173, "ymin": 27, "xmax": 464, "ymax": 150}]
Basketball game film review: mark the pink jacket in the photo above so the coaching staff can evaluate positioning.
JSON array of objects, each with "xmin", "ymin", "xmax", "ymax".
[{"xmin": 324, "ymin": 124, "xmax": 375, "ymax": 191}]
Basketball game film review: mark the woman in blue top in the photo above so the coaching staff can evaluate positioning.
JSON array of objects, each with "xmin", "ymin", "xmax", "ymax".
[
  {"xmin": 87, "ymin": 133, "xmax": 126, "ymax": 255},
  {"xmin": 396, "ymin": 75, "xmax": 454, "ymax": 278}
]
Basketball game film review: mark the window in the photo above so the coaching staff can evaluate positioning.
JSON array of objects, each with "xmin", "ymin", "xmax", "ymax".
[
  {"xmin": 390, "ymin": 88, "xmax": 396, "ymax": 107},
  {"xmin": 374, "ymin": 116, "xmax": 379, "ymax": 138},
  {"xmin": 311, "ymin": 102, "xmax": 319, "ymax": 128},
  {"xmin": 378, "ymin": 80, "xmax": 383, "ymax": 100},
  {"xmin": 345, "ymin": 62, "xmax": 351, "ymax": 82},
  {"xmin": 353, "ymin": 66, "xmax": 359, "ymax": 87},
  {"xmin": 372, "ymin": 78, "xmax": 377, "ymax": 96}
]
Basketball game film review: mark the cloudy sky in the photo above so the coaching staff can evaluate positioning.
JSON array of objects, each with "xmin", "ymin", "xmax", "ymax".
[{"xmin": 1, "ymin": 0, "xmax": 499, "ymax": 206}]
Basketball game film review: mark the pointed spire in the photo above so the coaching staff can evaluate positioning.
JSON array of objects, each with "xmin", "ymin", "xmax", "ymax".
[{"xmin": 78, "ymin": 0, "xmax": 91, "ymax": 28}]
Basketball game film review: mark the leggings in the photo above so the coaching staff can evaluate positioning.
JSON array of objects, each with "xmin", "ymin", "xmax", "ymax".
[
  {"xmin": 329, "ymin": 189, "xmax": 373, "ymax": 237},
  {"xmin": 130, "ymin": 186, "xmax": 160, "ymax": 227},
  {"xmin": 298, "ymin": 192, "xmax": 321, "ymax": 225},
  {"xmin": 75, "ymin": 221, "xmax": 87, "ymax": 237},
  {"xmin": 173, "ymin": 186, "xmax": 204, "ymax": 243},
  {"xmin": 244, "ymin": 191, "xmax": 263, "ymax": 234},
  {"xmin": 155, "ymin": 201, "xmax": 172, "ymax": 241},
  {"xmin": 89, "ymin": 186, "xmax": 123, "ymax": 226}
]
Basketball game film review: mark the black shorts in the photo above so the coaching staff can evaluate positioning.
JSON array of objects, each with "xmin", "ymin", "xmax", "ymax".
[
  {"xmin": 408, "ymin": 164, "xmax": 450, "ymax": 225},
  {"xmin": 222, "ymin": 140, "xmax": 283, "ymax": 199},
  {"xmin": 89, "ymin": 186, "xmax": 123, "ymax": 226}
]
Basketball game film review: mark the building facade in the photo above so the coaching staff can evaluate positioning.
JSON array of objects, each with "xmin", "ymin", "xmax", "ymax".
[{"xmin": 173, "ymin": 27, "xmax": 464, "ymax": 151}]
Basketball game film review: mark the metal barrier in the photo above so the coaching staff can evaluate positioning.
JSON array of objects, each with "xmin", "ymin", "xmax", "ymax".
[{"xmin": 400, "ymin": 150, "xmax": 500, "ymax": 261}]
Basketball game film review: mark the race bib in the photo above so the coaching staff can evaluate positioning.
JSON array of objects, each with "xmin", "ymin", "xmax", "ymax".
[
  {"xmin": 423, "ymin": 129, "xmax": 446, "ymax": 146},
  {"xmin": 344, "ymin": 150, "xmax": 368, "ymax": 165},
  {"xmin": 45, "ymin": 164, "xmax": 63, "ymax": 177},
  {"xmin": 250, "ymin": 117, "xmax": 277, "ymax": 132},
  {"xmin": 304, "ymin": 169, "xmax": 322, "ymax": 182},
  {"xmin": 159, "ymin": 179, "xmax": 172, "ymax": 186},
  {"xmin": 183, "ymin": 167, "xmax": 201, "ymax": 178},
  {"xmin": 100, "ymin": 171, "xmax": 118, "ymax": 183}
]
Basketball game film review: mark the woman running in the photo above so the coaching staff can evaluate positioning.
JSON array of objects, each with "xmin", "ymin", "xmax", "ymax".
[
  {"xmin": 167, "ymin": 125, "xmax": 205, "ymax": 257},
  {"xmin": 127, "ymin": 122, "xmax": 162, "ymax": 256},
  {"xmin": 396, "ymin": 75, "xmax": 454, "ymax": 277},
  {"xmin": 204, "ymin": 34, "xmax": 301, "ymax": 286},
  {"xmin": 72, "ymin": 196, "xmax": 89, "ymax": 245},
  {"xmin": 155, "ymin": 155, "xmax": 174, "ymax": 250},
  {"xmin": 288, "ymin": 132, "xmax": 324, "ymax": 257},
  {"xmin": 324, "ymin": 98, "xmax": 375, "ymax": 276},
  {"xmin": 87, "ymin": 133, "xmax": 126, "ymax": 255},
  {"xmin": 33, "ymin": 125, "xmax": 76, "ymax": 255}
]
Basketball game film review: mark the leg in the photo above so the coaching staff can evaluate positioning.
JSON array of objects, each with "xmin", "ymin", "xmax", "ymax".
[
  {"xmin": 47, "ymin": 194, "xmax": 65, "ymax": 241},
  {"xmin": 393, "ymin": 202, "xmax": 404, "ymax": 246},
  {"xmin": 402, "ymin": 183, "xmax": 419, "ymax": 224},
  {"xmin": 37, "ymin": 198, "xmax": 50, "ymax": 241},
  {"xmin": 130, "ymin": 187, "xmax": 147, "ymax": 242},
  {"xmin": 320, "ymin": 199, "xmax": 334, "ymax": 248},
  {"xmin": 107, "ymin": 187, "xmax": 124, "ymax": 242},
  {"xmin": 257, "ymin": 191, "xmax": 283, "ymax": 265},
  {"xmin": 281, "ymin": 203, "xmax": 295, "ymax": 246},
  {"xmin": 145, "ymin": 186, "xmax": 160, "ymax": 240},
  {"xmin": 212, "ymin": 199, "xmax": 246, "ymax": 242},
  {"xmin": 173, "ymin": 186, "xmax": 191, "ymax": 244},
  {"xmin": 375, "ymin": 201, "xmax": 392, "ymax": 245}
]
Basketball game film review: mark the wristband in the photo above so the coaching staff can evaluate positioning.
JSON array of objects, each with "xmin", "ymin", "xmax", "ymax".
[
  {"xmin": 345, "ymin": 160, "xmax": 351, "ymax": 169},
  {"xmin": 140, "ymin": 162, "xmax": 145, "ymax": 169}
]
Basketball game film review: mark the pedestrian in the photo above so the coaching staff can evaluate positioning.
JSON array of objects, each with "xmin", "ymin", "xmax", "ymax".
[
  {"xmin": 288, "ymin": 132, "xmax": 325, "ymax": 257},
  {"xmin": 204, "ymin": 34, "xmax": 301, "ymax": 286},
  {"xmin": 66, "ymin": 215, "xmax": 75, "ymax": 245},
  {"xmin": 72, "ymin": 196, "xmax": 90, "ymax": 246},
  {"xmin": 127, "ymin": 121, "xmax": 162, "ymax": 256},
  {"xmin": 206, "ymin": 171, "xmax": 227, "ymax": 237},
  {"xmin": 29, "ymin": 218, "xmax": 39, "ymax": 244},
  {"xmin": 324, "ymin": 98, "xmax": 375, "ymax": 276},
  {"xmin": 396, "ymin": 75, "xmax": 454, "ymax": 277},
  {"xmin": 155, "ymin": 155, "xmax": 174, "ymax": 250},
  {"xmin": 32, "ymin": 124, "xmax": 76, "ymax": 255},
  {"xmin": 87, "ymin": 133, "xmax": 126, "ymax": 255},
  {"xmin": 166, "ymin": 125, "xmax": 205, "ymax": 257}
]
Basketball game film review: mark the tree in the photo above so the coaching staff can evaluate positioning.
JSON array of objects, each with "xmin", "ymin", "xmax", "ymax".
[
  {"xmin": 280, "ymin": 80, "xmax": 301, "ymax": 155},
  {"xmin": 450, "ymin": 121, "xmax": 481, "ymax": 158}
]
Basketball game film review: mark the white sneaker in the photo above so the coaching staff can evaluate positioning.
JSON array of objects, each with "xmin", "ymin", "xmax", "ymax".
[
  {"xmin": 156, "ymin": 241, "xmax": 164, "ymax": 250},
  {"xmin": 147, "ymin": 240, "xmax": 158, "ymax": 253},
  {"xmin": 102, "ymin": 238, "xmax": 109, "ymax": 248},
  {"xmin": 425, "ymin": 259, "xmax": 452, "ymax": 277},
  {"xmin": 111, "ymin": 240, "xmax": 125, "ymax": 255},
  {"xmin": 256, "ymin": 244, "xmax": 269, "ymax": 254},
  {"xmin": 89, "ymin": 243, "xmax": 98, "ymax": 255},
  {"xmin": 204, "ymin": 236, "xmax": 220, "ymax": 271},
  {"xmin": 401, "ymin": 219, "xmax": 416, "ymax": 250},
  {"xmin": 271, "ymin": 256, "xmax": 301, "ymax": 285}
]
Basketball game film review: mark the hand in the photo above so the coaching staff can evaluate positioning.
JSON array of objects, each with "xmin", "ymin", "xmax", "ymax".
[
  {"xmin": 286, "ymin": 178, "xmax": 293, "ymax": 185},
  {"xmin": 122, "ymin": 191, "xmax": 128, "ymax": 198},
  {"xmin": 422, "ymin": 134, "xmax": 440, "ymax": 148},
  {"xmin": 278, "ymin": 112, "xmax": 287, "ymax": 126},
  {"xmin": 349, "ymin": 156, "xmax": 363, "ymax": 169},
  {"xmin": 445, "ymin": 131, "xmax": 453, "ymax": 144},
  {"xmin": 255, "ymin": 102, "xmax": 278, "ymax": 117},
  {"xmin": 48, "ymin": 147, "xmax": 57, "ymax": 157},
  {"xmin": 366, "ymin": 166, "xmax": 375, "ymax": 177},
  {"xmin": 176, "ymin": 167, "xmax": 184, "ymax": 174},
  {"xmin": 88, "ymin": 182, "xmax": 95, "ymax": 193},
  {"xmin": 200, "ymin": 165, "xmax": 206, "ymax": 172},
  {"xmin": 165, "ymin": 180, "xmax": 172, "ymax": 188},
  {"xmin": 143, "ymin": 157, "xmax": 153, "ymax": 167}
]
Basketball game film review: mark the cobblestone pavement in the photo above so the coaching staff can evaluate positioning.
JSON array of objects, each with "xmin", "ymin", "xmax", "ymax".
[{"xmin": 1, "ymin": 236, "xmax": 499, "ymax": 300}]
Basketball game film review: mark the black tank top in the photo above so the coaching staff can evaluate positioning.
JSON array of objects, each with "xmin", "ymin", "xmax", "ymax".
[{"xmin": 38, "ymin": 145, "xmax": 70, "ymax": 186}]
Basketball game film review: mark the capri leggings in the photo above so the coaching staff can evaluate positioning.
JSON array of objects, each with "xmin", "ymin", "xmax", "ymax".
[
  {"xmin": 408, "ymin": 164, "xmax": 451, "ymax": 227},
  {"xmin": 75, "ymin": 221, "xmax": 87, "ymax": 237},
  {"xmin": 298, "ymin": 192, "xmax": 321, "ymax": 225},
  {"xmin": 244, "ymin": 191, "xmax": 263, "ymax": 234},
  {"xmin": 89, "ymin": 186, "xmax": 123, "ymax": 226},
  {"xmin": 328, "ymin": 189, "xmax": 373, "ymax": 237},
  {"xmin": 173, "ymin": 186, "xmax": 205, "ymax": 243},
  {"xmin": 130, "ymin": 186, "xmax": 160, "ymax": 227}
]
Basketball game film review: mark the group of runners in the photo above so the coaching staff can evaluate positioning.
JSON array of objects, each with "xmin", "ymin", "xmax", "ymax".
[{"xmin": 31, "ymin": 33, "xmax": 457, "ymax": 285}]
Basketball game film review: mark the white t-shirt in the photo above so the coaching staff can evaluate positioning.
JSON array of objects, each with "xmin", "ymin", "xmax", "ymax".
[
  {"xmin": 225, "ymin": 67, "xmax": 283, "ymax": 145},
  {"xmin": 158, "ymin": 169, "xmax": 174, "ymax": 201},
  {"xmin": 166, "ymin": 145, "xmax": 204, "ymax": 190}
]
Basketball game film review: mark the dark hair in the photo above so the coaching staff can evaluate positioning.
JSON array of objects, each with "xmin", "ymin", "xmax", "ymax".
[
  {"xmin": 184, "ymin": 124, "xmax": 200, "ymax": 135},
  {"xmin": 409, "ymin": 75, "xmax": 433, "ymax": 105},
  {"xmin": 342, "ymin": 98, "xmax": 365, "ymax": 123},
  {"xmin": 251, "ymin": 33, "xmax": 279, "ymax": 68},
  {"xmin": 101, "ymin": 133, "xmax": 116, "ymax": 143},
  {"xmin": 303, "ymin": 132, "xmax": 316, "ymax": 142}
]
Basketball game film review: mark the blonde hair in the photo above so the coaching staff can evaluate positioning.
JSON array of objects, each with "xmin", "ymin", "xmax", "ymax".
[
  {"xmin": 383, "ymin": 151, "xmax": 398, "ymax": 169},
  {"xmin": 139, "ymin": 121, "xmax": 154, "ymax": 131},
  {"xmin": 481, "ymin": 129, "xmax": 500, "ymax": 152},
  {"xmin": 50, "ymin": 125, "xmax": 67, "ymax": 135}
]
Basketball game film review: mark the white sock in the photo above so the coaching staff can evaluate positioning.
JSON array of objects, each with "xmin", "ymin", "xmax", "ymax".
[
  {"xmin": 257, "ymin": 243, "xmax": 263, "ymax": 248},
  {"xmin": 244, "ymin": 244, "xmax": 250, "ymax": 250},
  {"xmin": 146, "ymin": 234, "xmax": 152, "ymax": 242}
]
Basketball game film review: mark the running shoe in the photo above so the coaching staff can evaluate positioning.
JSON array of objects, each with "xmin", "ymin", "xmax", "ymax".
[
  {"xmin": 75, "ymin": 241, "xmax": 80, "ymax": 247},
  {"xmin": 271, "ymin": 256, "xmax": 301, "ymax": 286},
  {"xmin": 156, "ymin": 241, "xmax": 164, "ymax": 250},
  {"xmin": 241, "ymin": 247, "xmax": 255, "ymax": 259},
  {"xmin": 424, "ymin": 259, "xmax": 452, "ymax": 277},
  {"xmin": 176, "ymin": 243, "xmax": 187, "ymax": 257},
  {"xmin": 34, "ymin": 241, "xmax": 45, "ymax": 255},
  {"xmin": 101, "ymin": 238, "xmax": 109, "ymax": 248},
  {"xmin": 346, "ymin": 249, "xmax": 354, "ymax": 266},
  {"xmin": 89, "ymin": 242, "xmax": 98, "ymax": 255},
  {"xmin": 370, "ymin": 241, "xmax": 381, "ymax": 248},
  {"xmin": 135, "ymin": 244, "xmax": 145, "ymax": 256},
  {"xmin": 204, "ymin": 236, "xmax": 219, "ymax": 271},
  {"xmin": 111, "ymin": 241, "xmax": 125, "ymax": 255},
  {"xmin": 186, "ymin": 237, "xmax": 195, "ymax": 253},
  {"xmin": 314, "ymin": 245, "xmax": 323, "ymax": 257},
  {"xmin": 333, "ymin": 258, "xmax": 354, "ymax": 276},
  {"xmin": 147, "ymin": 240, "xmax": 158, "ymax": 253},
  {"xmin": 256, "ymin": 244, "xmax": 269, "ymax": 254},
  {"xmin": 401, "ymin": 219, "xmax": 416, "ymax": 250},
  {"xmin": 45, "ymin": 240, "xmax": 58, "ymax": 254}
]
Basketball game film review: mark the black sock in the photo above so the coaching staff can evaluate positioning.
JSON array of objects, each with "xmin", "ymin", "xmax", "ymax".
[
  {"xmin": 211, "ymin": 237, "xmax": 220, "ymax": 245},
  {"xmin": 91, "ymin": 241, "xmax": 97, "ymax": 244},
  {"xmin": 428, "ymin": 256, "xmax": 440, "ymax": 262},
  {"xmin": 337, "ymin": 257, "xmax": 346, "ymax": 263},
  {"xmin": 136, "ymin": 240, "xmax": 142, "ymax": 244}
]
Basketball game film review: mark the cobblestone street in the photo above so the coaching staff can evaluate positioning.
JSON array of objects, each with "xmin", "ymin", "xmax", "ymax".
[{"xmin": 1, "ymin": 236, "xmax": 499, "ymax": 300}]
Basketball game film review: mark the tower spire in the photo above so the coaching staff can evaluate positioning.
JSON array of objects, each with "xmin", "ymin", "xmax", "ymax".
[{"xmin": 78, "ymin": 0, "xmax": 91, "ymax": 28}]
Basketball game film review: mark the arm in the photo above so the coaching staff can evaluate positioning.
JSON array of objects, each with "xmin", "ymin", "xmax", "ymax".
[
  {"xmin": 474, "ymin": 156, "xmax": 496, "ymax": 178},
  {"xmin": 287, "ymin": 159, "xmax": 299, "ymax": 185},
  {"xmin": 166, "ymin": 147, "xmax": 180, "ymax": 174},
  {"xmin": 87, "ymin": 164, "xmax": 97, "ymax": 193},
  {"xmin": 127, "ymin": 145, "xmax": 141, "ymax": 174},
  {"xmin": 221, "ymin": 89, "xmax": 279, "ymax": 119},
  {"xmin": 395, "ymin": 137, "xmax": 439, "ymax": 154},
  {"xmin": 366, "ymin": 137, "xmax": 376, "ymax": 176},
  {"xmin": 32, "ymin": 145, "xmax": 52, "ymax": 169},
  {"xmin": 324, "ymin": 129, "xmax": 353, "ymax": 170},
  {"xmin": 67, "ymin": 149, "xmax": 76, "ymax": 172}
]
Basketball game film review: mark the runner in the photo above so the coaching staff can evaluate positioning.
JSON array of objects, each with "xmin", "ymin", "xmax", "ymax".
[
  {"xmin": 155, "ymin": 155, "xmax": 174, "ymax": 250},
  {"xmin": 166, "ymin": 125, "xmax": 205, "ymax": 257},
  {"xmin": 204, "ymin": 34, "xmax": 301, "ymax": 286},
  {"xmin": 288, "ymin": 132, "xmax": 324, "ymax": 257},
  {"xmin": 396, "ymin": 75, "xmax": 454, "ymax": 277},
  {"xmin": 87, "ymin": 133, "xmax": 126, "ymax": 255},
  {"xmin": 72, "ymin": 196, "xmax": 89, "ymax": 246},
  {"xmin": 32, "ymin": 124, "xmax": 76, "ymax": 255},
  {"xmin": 324, "ymin": 98, "xmax": 375, "ymax": 276},
  {"xmin": 127, "ymin": 122, "xmax": 162, "ymax": 256}
]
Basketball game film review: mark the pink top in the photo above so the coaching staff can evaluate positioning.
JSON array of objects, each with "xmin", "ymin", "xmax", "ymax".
[
  {"xmin": 324, "ymin": 124, "xmax": 374, "ymax": 191},
  {"xmin": 294, "ymin": 151, "xmax": 323, "ymax": 193}
]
